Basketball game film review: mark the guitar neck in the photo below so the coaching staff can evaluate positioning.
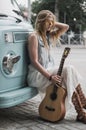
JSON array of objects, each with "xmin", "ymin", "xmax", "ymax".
[{"xmin": 57, "ymin": 57, "xmax": 65, "ymax": 76}]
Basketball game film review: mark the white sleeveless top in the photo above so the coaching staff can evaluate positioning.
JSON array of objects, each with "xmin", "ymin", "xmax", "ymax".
[{"xmin": 37, "ymin": 36, "xmax": 54, "ymax": 68}]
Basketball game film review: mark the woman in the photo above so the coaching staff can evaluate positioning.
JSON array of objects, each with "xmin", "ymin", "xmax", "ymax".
[{"xmin": 27, "ymin": 10, "xmax": 86, "ymax": 123}]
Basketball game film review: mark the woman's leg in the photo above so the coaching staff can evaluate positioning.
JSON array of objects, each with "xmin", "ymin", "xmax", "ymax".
[
  {"xmin": 62, "ymin": 65, "xmax": 86, "ymax": 123},
  {"xmin": 76, "ymin": 84, "xmax": 86, "ymax": 109},
  {"xmin": 72, "ymin": 90, "xmax": 86, "ymax": 123}
]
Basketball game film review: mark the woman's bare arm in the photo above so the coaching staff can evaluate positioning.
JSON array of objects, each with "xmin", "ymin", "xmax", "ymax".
[{"xmin": 50, "ymin": 22, "xmax": 69, "ymax": 38}]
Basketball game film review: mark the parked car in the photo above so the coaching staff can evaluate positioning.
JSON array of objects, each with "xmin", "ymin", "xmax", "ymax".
[{"xmin": 0, "ymin": 0, "xmax": 38, "ymax": 108}]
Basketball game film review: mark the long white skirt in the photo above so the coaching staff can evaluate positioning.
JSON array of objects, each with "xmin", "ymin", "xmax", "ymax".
[{"xmin": 27, "ymin": 64, "xmax": 85, "ymax": 114}]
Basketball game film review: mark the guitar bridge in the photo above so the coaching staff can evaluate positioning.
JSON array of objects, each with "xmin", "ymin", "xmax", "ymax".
[{"xmin": 45, "ymin": 106, "xmax": 55, "ymax": 111}]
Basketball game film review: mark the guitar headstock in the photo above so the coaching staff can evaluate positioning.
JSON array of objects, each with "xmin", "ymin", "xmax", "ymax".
[{"xmin": 62, "ymin": 47, "xmax": 71, "ymax": 59}]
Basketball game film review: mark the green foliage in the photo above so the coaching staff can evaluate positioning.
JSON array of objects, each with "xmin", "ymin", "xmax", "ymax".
[{"xmin": 32, "ymin": 0, "xmax": 55, "ymax": 13}]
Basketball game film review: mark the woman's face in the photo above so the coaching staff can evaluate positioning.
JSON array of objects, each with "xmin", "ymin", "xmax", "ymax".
[{"xmin": 45, "ymin": 18, "xmax": 54, "ymax": 32}]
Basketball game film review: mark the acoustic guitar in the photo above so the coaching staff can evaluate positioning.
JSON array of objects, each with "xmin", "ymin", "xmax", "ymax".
[{"xmin": 39, "ymin": 47, "xmax": 71, "ymax": 122}]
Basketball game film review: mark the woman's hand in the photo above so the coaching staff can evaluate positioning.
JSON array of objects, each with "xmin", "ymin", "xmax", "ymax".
[
  {"xmin": 51, "ymin": 75, "xmax": 62, "ymax": 86},
  {"xmin": 50, "ymin": 22, "xmax": 69, "ymax": 38}
]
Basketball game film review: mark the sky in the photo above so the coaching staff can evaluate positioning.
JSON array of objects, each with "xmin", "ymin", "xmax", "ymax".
[{"xmin": 17, "ymin": 0, "xmax": 35, "ymax": 7}]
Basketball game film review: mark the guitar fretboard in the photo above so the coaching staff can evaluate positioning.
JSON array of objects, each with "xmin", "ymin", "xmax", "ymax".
[{"xmin": 57, "ymin": 58, "xmax": 65, "ymax": 76}]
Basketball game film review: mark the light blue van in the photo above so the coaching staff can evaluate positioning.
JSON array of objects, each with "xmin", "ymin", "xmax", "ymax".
[{"xmin": 0, "ymin": 0, "xmax": 38, "ymax": 108}]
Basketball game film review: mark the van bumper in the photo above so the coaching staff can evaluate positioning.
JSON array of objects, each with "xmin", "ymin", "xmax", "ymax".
[{"xmin": 0, "ymin": 87, "xmax": 38, "ymax": 108}]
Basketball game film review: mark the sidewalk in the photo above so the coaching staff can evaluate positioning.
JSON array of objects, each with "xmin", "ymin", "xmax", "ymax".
[
  {"xmin": 0, "ymin": 94, "xmax": 86, "ymax": 130},
  {"xmin": 0, "ymin": 46, "xmax": 86, "ymax": 130}
]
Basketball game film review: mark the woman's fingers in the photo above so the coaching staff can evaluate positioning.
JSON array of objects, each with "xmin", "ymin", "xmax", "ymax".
[{"xmin": 51, "ymin": 75, "xmax": 62, "ymax": 85}]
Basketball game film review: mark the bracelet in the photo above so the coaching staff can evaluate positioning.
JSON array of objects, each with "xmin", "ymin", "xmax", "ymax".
[{"xmin": 49, "ymin": 75, "xmax": 52, "ymax": 81}]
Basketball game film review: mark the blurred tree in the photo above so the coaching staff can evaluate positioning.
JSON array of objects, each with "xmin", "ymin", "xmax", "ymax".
[{"xmin": 55, "ymin": 0, "xmax": 59, "ymax": 21}]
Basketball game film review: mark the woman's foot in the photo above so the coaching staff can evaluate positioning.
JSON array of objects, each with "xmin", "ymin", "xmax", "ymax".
[
  {"xmin": 77, "ymin": 111, "xmax": 86, "ymax": 124},
  {"xmin": 72, "ymin": 91, "xmax": 86, "ymax": 124}
]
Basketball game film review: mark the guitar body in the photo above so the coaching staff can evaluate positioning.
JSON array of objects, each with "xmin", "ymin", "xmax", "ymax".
[
  {"xmin": 39, "ymin": 47, "xmax": 70, "ymax": 122},
  {"xmin": 39, "ymin": 84, "xmax": 67, "ymax": 122}
]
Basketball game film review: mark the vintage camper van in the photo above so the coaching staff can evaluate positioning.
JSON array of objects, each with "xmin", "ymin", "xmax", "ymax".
[{"xmin": 0, "ymin": 0, "xmax": 38, "ymax": 108}]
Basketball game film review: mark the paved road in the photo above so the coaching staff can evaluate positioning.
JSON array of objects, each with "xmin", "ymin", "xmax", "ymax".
[
  {"xmin": 51, "ymin": 45, "xmax": 86, "ymax": 78},
  {"xmin": 0, "ymin": 94, "xmax": 86, "ymax": 130},
  {"xmin": 0, "ymin": 46, "xmax": 86, "ymax": 130}
]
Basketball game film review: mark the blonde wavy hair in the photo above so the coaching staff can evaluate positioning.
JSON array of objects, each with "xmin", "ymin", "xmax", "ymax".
[{"xmin": 35, "ymin": 10, "xmax": 56, "ymax": 47}]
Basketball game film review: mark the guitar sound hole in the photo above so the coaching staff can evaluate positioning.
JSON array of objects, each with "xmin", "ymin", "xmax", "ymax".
[{"xmin": 50, "ymin": 93, "xmax": 57, "ymax": 100}]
